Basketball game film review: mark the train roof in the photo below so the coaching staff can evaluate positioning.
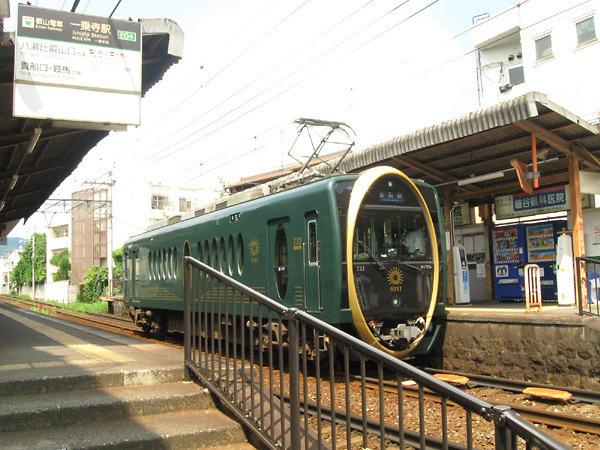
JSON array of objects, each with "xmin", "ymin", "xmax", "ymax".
[{"xmin": 125, "ymin": 173, "xmax": 359, "ymax": 246}]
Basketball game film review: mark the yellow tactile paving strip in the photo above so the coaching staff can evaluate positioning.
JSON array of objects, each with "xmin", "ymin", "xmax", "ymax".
[
  {"xmin": 0, "ymin": 308, "xmax": 132, "ymax": 364},
  {"xmin": 0, "ymin": 359, "xmax": 99, "ymax": 372}
]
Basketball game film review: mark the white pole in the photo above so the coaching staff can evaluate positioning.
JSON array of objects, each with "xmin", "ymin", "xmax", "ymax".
[
  {"xmin": 31, "ymin": 231, "xmax": 35, "ymax": 299},
  {"xmin": 107, "ymin": 171, "xmax": 113, "ymax": 297}
]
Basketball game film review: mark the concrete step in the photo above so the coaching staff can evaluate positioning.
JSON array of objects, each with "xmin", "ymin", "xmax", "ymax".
[
  {"xmin": 0, "ymin": 381, "xmax": 213, "ymax": 432},
  {"xmin": 0, "ymin": 408, "xmax": 248, "ymax": 450},
  {"xmin": 0, "ymin": 365, "xmax": 184, "ymax": 396}
]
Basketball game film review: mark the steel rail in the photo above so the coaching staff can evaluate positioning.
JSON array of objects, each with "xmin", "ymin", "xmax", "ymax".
[
  {"xmin": 0, "ymin": 295, "xmax": 140, "ymax": 332},
  {"xmin": 352, "ymin": 374, "xmax": 600, "ymax": 435},
  {"xmin": 424, "ymin": 368, "xmax": 600, "ymax": 405}
]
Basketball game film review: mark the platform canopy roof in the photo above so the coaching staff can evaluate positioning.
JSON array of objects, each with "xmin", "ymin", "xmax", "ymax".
[
  {"xmin": 0, "ymin": 18, "xmax": 183, "ymax": 237},
  {"xmin": 312, "ymin": 92, "xmax": 600, "ymax": 204}
]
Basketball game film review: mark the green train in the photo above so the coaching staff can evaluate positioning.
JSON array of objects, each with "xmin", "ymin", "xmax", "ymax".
[{"xmin": 123, "ymin": 166, "xmax": 446, "ymax": 358}]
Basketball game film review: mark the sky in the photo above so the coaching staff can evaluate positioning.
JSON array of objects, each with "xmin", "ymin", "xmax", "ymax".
[{"xmin": 5, "ymin": 0, "xmax": 518, "ymax": 238}]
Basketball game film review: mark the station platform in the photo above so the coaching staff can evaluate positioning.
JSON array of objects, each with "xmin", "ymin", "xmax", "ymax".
[
  {"xmin": 0, "ymin": 301, "xmax": 182, "ymax": 379},
  {"xmin": 0, "ymin": 301, "xmax": 254, "ymax": 449},
  {"xmin": 440, "ymin": 300, "xmax": 600, "ymax": 391}
]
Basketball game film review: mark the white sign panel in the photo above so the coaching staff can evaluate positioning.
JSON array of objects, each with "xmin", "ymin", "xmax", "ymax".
[{"xmin": 14, "ymin": 5, "xmax": 142, "ymax": 126}]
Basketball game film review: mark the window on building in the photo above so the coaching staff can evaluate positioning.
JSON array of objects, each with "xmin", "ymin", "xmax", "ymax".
[
  {"xmin": 535, "ymin": 34, "xmax": 552, "ymax": 61},
  {"xmin": 151, "ymin": 194, "xmax": 168, "ymax": 210},
  {"xmin": 53, "ymin": 225, "xmax": 68, "ymax": 238},
  {"xmin": 179, "ymin": 197, "xmax": 192, "ymax": 212},
  {"xmin": 507, "ymin": 65, "xmax": 525, "ymax": 85},
  {"xmin": 577, "ymin": 16, "xmax": 596, "ymax": 46}
]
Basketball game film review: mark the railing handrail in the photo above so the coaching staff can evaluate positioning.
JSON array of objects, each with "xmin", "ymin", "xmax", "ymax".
[{"xmin": 184, "ymin": 256, "xmax": 568, "ymax": 450}]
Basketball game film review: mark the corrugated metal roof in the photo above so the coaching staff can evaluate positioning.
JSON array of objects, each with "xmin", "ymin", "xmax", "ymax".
[{"xmin": 332, "ymin": 92, "xmax": 595, "ymax": 174}]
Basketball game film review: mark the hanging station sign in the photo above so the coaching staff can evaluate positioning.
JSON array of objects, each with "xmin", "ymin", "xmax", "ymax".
[
  {"xmin": 495, "ymin": 185, "xmax": 590, "ymax": 220},
  {"xmin": 13, "ymin": 4, "xmax": 142, "ymax": 126},
  {"xmin": 452, "ymin": 202, "xmax": 471, "ymax": 226}
]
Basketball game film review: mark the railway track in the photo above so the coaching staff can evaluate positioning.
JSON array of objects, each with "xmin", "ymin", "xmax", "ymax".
[
  {"xmin": 350, "ymin": 374, "xmax": 600, "ymax": 435},
  {"xmin": 4, "ymin": 295, "xmax": 598, "ymax": 438},
  {"xmin": 0, "ymin": 295, "xmax": 140, "ymax": 333}
]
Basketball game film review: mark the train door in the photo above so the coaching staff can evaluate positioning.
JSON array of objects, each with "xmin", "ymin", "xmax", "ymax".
[
  {"xmin": 268, "ymin": 218, "xmax": 290, "ymax": 304},
  {"xmin": 304, "ymin": 212, "xmax": 321, "ymax": 312}
]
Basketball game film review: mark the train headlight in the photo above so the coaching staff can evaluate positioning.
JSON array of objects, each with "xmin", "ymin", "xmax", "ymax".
[{"xmin": 392, "ymin": 298, "xmax": 400, "ymax": 307}]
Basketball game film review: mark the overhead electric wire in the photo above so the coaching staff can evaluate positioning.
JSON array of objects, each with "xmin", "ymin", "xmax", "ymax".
[
  {"xmin": 142, "ymin": 0, "xmax": 418, "ymax": 166},
  {"xmin": 150, "ymin": 3, "xmax": 443, "ymax": 181},
  {"xmin": 145, "ymin": 0, "xmax": 314, "ymax": 128},
  {"xmin": 137, "ymin": 0, "xmax": 377, "ymax": 158},
  {"xmin": 180, "ymin": 121, "xmax": 285, "ymax": 177},
  {"xmin": 70, "ymin": 0, "xmax": 80, "ymax": 13},
  {"xmin": 409, "ymin": 0, "xmax": 591, "ymax": 81}
]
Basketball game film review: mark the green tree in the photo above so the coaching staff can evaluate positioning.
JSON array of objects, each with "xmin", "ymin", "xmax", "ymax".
[
  {"xmin": 10, "ymin": 233, "xmax": 46, "ymax": 291},
  {"xmin": 112, "ymin": 247, "xmax": 124, "ymax": 294},
  {"xmin": 81, "ymin": 266, "xmax": 108, "ymax": 303},
  {"xmin": 50, "ymin": 249, "xmax": 71, "ymax": 281}
]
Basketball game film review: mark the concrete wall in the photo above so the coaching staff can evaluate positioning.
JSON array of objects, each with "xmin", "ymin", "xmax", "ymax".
[
  {"xmin": 441, "ymin": 314, "xmax": 600, "ymax": 390},
  {"xmin": 44, "ymin": 280, "xmax": 75, "ymax": 303}
]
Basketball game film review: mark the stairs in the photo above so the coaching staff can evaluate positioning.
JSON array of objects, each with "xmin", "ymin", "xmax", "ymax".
[{"xmin": 0, "ymin": 366, "xmax": 256, "ymax": 449}]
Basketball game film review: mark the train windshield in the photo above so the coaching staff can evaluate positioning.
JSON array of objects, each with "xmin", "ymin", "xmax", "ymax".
[
  {"xmin": 353, "ymin": 209, "xmax": 430, "ymax": 262},
  {"xmin": 348, "ymin": 174, "xmax": 437, "ymax": 351}
]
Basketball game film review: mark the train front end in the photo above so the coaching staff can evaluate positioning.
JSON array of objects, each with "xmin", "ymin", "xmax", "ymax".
[{"xmin": 346, "ymin": 166, "xmax": 441, "ymax": 359}]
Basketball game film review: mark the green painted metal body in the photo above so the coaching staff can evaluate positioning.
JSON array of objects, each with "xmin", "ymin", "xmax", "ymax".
[{"xmin": 124, "ymin": 173, "xmax": 446, "ymax": 355}]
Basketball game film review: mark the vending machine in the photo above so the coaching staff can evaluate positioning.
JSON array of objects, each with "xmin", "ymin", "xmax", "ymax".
[
  {"xmin": 525, "ymin": 220, "xmax": 567, "ymax": 301},
  {"xmin": 492, "ymin": 224, "xmax": 526, "ymax": 301}
]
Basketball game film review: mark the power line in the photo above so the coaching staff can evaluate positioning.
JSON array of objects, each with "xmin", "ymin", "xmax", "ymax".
[
  {"xmin": 141, "ymin": 0, "xmax": 314, "ymax": 134},
  {"xmin": 137, "ymin": 0, "xmax": 377, "ymax": 159},
  {"xmin": 409, "ymin": 0, "xmax": 592, "ymax": 81},
  {"xmin": 70, "ymin": 0, "xmax": 80, "ymax": 13},
  {"xmin": 142, "ymin": 0, "xmax": 417, "ymax": 165}
]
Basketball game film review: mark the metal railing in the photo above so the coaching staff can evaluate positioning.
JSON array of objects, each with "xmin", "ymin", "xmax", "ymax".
[
  {"xmin": 575, "ymin": 257, "xmax": 600, "ymax": 316},
  {"xmin": 183, "ymin": 256, "xmax": 567, "ymax": 450}
]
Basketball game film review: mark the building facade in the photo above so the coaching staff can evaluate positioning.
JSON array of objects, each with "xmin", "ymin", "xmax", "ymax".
[{"xmin": 473, "ymin": 0, "xmax": 600, "ymax": 124}]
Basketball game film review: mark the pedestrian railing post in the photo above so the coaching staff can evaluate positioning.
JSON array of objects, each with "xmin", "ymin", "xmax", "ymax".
[
  {"xmin": 287, "ymin": 309, "xmax": 301, "ymax": 450},
  {"xmin": 183, "ymin": 257, "xmax": 192, "ymax": 381},
  {"xmin": 493, "ymin": 405, "xmax": 516, "ymax": 450}
]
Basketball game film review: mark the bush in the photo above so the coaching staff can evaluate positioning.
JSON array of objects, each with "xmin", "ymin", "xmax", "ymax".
[
  {"xmin": 81, "ymin": 266, "xmax": 108, "ymax": 303},
  {"xmin": 50, "ymin": 249, "xmax": 71, "ymax": 281}
]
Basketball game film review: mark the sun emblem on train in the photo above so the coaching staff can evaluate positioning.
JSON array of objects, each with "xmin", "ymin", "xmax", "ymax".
[
  {"xmin": 387, "ymin": 266, "xmax": 404, "ymax": 292},
  {"xmin": 249, "ymin": 238, "xmax": 260, "ymax": 258}
]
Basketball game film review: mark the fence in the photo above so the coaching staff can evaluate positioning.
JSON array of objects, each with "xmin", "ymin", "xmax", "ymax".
[
  {"xmin": 575, "ymin": 257, "xmax": 600, "ymax": 316},
  {"xmin": 183, "ymin": 256, "xmax": 567, "ymax": 450}
]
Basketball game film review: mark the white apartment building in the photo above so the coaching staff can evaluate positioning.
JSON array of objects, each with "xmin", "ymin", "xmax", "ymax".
[
  {"xmin": 473, "ymin": 0, "xmax": 600, "ymax": 124},
  {"xmin": 44, "ymin": 213, "xmax": 74, "ymax": 302},
  {"xmin": 111, "ymin": 178, "xmax": 210, "ymax": 248},
  {"xmin": 0, "ymin": 248, "xmax": 22, "ymax": 294},
  {"xmin": 45, "ymin": 214, "xmax": 71, "ymax": 283}
]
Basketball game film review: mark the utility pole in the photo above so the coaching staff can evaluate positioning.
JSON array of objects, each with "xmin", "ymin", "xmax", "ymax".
[
  {"xmin": 31, "ymin": 230, "xmax": 35, "ymax": 299},
  {"xmin": 107, "ymin": 171, "xmax": 114, "ymax": 297}
]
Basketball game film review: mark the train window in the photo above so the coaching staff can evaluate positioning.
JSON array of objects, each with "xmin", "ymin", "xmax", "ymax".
[
  {"xmin": 197, "ymin": 242, "xmax": 203, "ymax": 263},
  {"xmin": 148, "ymin": 251, "xmax": 153, "ymax": 280},
  {"xmin": 162, "ymin": 249, "xmax": 167, "ymax": 279},
  {"xmin": 167, "ymin": 248, "xmax": 171, "ymax": 278},
  {"xmin": 308, "ymin": 220, "xmax": 318, "ymax": 264},
  {"xmin": 220, "ymin": 237, "xmax": 226, "ymax": 273},
  {"xmin": 227, "ymin": 235, "xmax": 234, "ymax": 276},
  {"xmin": 204, "ymin": 241, "xmax": 209, "ymax": 265},
  {"xmin": 173, "ymin": 247, "xmax": 178, "ymax": 279},
  {"xmin": 237, "ymin": 234, "xmax": 244, "ymax": 275},
  {"xmin": 274, "ymin": 224, "xmax": 288, "ymax": 299},
  {"xmin": 212, "ymin": 238, "xmax": 218, "ymax": 269}
]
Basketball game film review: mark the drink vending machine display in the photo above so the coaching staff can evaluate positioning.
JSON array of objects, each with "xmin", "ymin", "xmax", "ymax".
[
  {"xmin": 525, "ymin": 220, "xmax": 567, "ymax": 300},
  {"xmin": 492, "ymin": 225, "xmax": 526, "ymax": 301}
]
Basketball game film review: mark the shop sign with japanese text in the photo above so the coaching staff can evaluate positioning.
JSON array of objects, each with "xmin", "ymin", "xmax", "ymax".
[
  {"xmin": 13, "ymin": 4, "xmax": 142, "ymax": 125},
  {"xmin": 495, "ymin": 186, "xmax": 589, "ymax": 220}
]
